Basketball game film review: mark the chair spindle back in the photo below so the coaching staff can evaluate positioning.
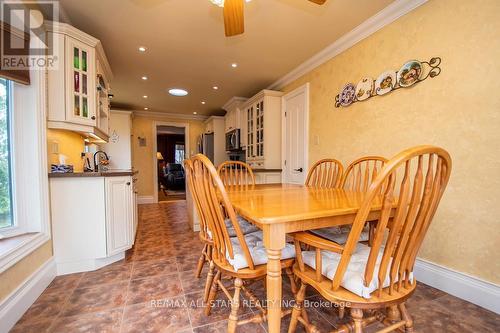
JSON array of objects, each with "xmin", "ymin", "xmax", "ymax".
[
  {"xmin": 217, "ymin": 161, "xmax": 255, "ymax": 186},
  {"xmin": 341, "ymin": 156, "xmax": 388, "ymax": 192},
  {"xmin": 305, "ymin": 158, "xmax": 344, "ymax": 188},
  {"xmin": 296, "ymin": 146, "xmax": 452, "ymax": 298},
  {"xmin": 191, "ymin": 154, "xmax": 256, "ymax": 270}
]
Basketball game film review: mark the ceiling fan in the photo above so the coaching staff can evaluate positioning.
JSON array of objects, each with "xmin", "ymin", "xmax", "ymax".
[{"xmin": 210, "ymin": 0, "xmax": 327, "ymax": 37}]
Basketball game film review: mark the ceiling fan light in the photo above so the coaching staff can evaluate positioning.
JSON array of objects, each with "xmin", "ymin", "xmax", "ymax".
[
  {"xmin": 210, "ymin": 0, "xmax": 251, "ymax": 7},
  {"xmin": 210, "ymin": 0, "xmax": 224, "ymax": 7}
]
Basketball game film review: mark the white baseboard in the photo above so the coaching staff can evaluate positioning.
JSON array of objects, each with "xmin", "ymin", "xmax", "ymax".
[
  {"xmin": 137, "ymin": 195, "xmax": 155, "ymax": 204},
  {"xmin": 0, "ymin": 258, "xmax": 56, "ymax": 333},
  {"xmin": 56, "ymin": 252, "xmax": 125, "ymax": 275},
  {"xmin": 414, "ymin": 258, "xmax": 500, "ymax": 314}
]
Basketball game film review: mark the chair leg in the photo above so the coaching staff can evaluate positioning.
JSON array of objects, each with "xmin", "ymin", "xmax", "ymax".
[
  {"xmin": 203, "ymin": 261, "xmax": 215, "ymax": 302},
  {"xmin": 204, "ymin": 270, "xmax": 221, "ymax": 316},
  {"xmin": 285, "ymin": 267, "xmax": 298, "ymax": 295},
  {"xmin": 227, "ymin": 278, "xmax": 243, "ymax": 333},
  {"xmin": 288, "ymin": 282, "xmax": 307, "ymax": 333},
  {"xmin": 399, "ymin": 303, "xmax": 414, "ymax": 333},
  {"xmin": 351, "ymin": 308, "xmax": 364, "ymax": 333},
  {"xmin": 338, "ymin": 306, "xmax": 345, "ymax": 319},
  {"xmin": 195, "ymin": 244, "xmax": 207, "ymax": 278}
]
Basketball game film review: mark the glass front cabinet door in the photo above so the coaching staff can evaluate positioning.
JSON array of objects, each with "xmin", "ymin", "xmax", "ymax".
[{"xmin": 65, "ymin": 37, "xmax": 96, "ymax": 126}]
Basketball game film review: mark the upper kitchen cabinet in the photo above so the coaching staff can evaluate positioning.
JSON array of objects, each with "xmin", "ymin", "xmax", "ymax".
[
  {"xmin": 46, "ymin": 22, "xmax": 113, "ymax": 142},
  {"xmin": 244, "ymin": 90, "xmax": 283, "ymax": 169},
  {"xmin": 223, "ymin": 97, "xmax": 248, "ymax": 147}
]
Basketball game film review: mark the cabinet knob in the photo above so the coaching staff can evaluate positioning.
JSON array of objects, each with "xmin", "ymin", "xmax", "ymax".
[
  {"xmin": 91, "ymin": 116, "xmax": 96, "ymax": 120},
  {"xmin": 294, "ymin": 168, "xmax": 304, "ymax": 173},
  {"xmin": 126, "ymin": 182, "xmax": 131, "ymax": 185}
]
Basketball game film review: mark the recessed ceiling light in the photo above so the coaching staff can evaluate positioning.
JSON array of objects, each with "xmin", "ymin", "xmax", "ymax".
[
  {"xmin": 138, "ymin": 46, "xmax": 146, "ymax": 52},
  {"xmin": 143, "ymin": 95, "xmax": 148, "ymax": 99},
  {"xmin": 213, "ymin": 86, "xmax": 219, "ymax": 90},
  {"xmin": 144, "ymin": 107, "xmax": 149, "ymax": 110},
  {"xmin": 193, "ymin": 112, "xmax": 197, "ymax": 115},
  {"xmin": 231, "ymin": 63, "xmax": 238, "ymax": 68},
  {"xmin": 201, "ymin": 101, "xmax": 206, "ymax": 105},
  {"xmin": 141, "ymin": 76, "xmax": 148, "ymax": 80},
  {"xmin": 168, "ymin": 88, "xmax": 189, "ymax": 97}
]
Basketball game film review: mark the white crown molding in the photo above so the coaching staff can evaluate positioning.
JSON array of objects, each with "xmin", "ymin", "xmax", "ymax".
[
  {"xmin": 110, "ymin": 109, "xmax": 133, "ymax": 115},
  {"xmin": 222, "ymin": 97, "xmax": 248, "ymax": 112},
  {"xmin": 414, "ymin": 258, "xmax": 500, "ymax": 314},
  {"xmin": 44, "ymin": 21, "xmax": 99, "ymax": 47},
  {"xmin": 96, "ymin": 42, "xmax": 114, "ymax": 81},
  {"xmin": 204, "ymin": 115, "xmax": 225, "ymax": 124},
  {"xmin": 268, "ymin": 0, "xmax": 428, "ymax": 90},
  {"xmin": 133, "ymin": 110, "xmax": 209, "ymax": 121},
  {"xmin": 0, "ymin": 259, "xmax": 56, "ymax": 333}
]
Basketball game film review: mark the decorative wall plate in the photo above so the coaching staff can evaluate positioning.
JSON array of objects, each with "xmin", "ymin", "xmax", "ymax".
[
  {"xmin": 355, "ymin": 77, "xmax": 373, "ymax": 101},
  {"xmin": 334, "ymin": 57, "xmax": 441, "ymax": 108},
  {"xmin": 397, "ymin": 60, "xmax": 423, "ymax": 87},
  {"xmin": 375, "ymin": 70, "xmax": 396, "ymax": 95},
  {"xmin": 339, "ymin": 83, "xmax": 356, "ymax": 106}
]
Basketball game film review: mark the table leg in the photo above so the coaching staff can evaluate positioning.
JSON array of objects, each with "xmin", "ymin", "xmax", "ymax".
[{"xmin": 263, "ymin": 224, "xmax": 286, "ymax": 333}]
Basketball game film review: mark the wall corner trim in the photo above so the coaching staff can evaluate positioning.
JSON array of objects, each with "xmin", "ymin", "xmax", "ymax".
[
  {"xmin": 267, "ymin": 0, "xmax": 428, "ymax": 90},
  {"xmin": 0, "ymin": 258, "xmax": 56, "ymax": 333},
  {"xmin": 137, "ymin": 196, "xmax": 155, "ymax": 204},
  {"xmin": 414, "ymin": 258, "xmax": 500, "ymax": 314}
]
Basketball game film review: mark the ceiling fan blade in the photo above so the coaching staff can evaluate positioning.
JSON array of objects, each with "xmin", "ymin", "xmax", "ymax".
[
  {"xmin": 223, "ymin": 0, "xmax": 244, "ymax": 37},
  {"xmin": 308, "ymin": 0, "xmax": 327, "ymax": 4}
]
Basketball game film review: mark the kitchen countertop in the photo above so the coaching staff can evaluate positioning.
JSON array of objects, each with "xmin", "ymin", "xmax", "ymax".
[
  {"xmin": 48, "ymin": 169, "xmax": 138, "ymax": 178},
  {"xmin": 252, "ymin": 169, "xmax": 282, "ymax": 173}
]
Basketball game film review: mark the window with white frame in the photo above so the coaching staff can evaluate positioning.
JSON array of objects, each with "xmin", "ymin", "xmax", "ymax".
[
  {"xmin": 0, "ymin": 69, "xmax": 50, "ymax": 244},
  {"xmin": 175, "ymin": 144, "xmax": 185, "ymax": 164},
  {"xmin": 0, "ymin": 78, "xmax": 13, "ymax": 231}
]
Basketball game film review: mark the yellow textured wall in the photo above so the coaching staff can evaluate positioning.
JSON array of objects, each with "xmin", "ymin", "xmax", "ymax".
[
  {"xmin": 132, "ymin": 115, "xmax": 205, "ymax": 196},
  {"xmin": 47, "ymin": 129, "xmax": 86, "ymax": 172},
  {"xmin": 0, "ymin": 241, "xmax": 52, "ymax": 302},
  {"xmin": 283, "ymin": 0, "xmax": 500, "ymax": 283}
]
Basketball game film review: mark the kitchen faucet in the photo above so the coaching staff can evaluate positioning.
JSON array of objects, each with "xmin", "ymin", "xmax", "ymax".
[{"xmin": 93, "ymin": 151, "xmax": 109, "ymax": 172}]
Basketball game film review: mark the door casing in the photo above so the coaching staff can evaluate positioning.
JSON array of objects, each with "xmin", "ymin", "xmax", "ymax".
[{"xmin": 281, "ymin": 83, "xmax": 309, "ymax": 184}]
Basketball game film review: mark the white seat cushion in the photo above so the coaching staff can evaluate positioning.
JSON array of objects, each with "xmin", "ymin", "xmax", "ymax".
[
  {"xmin": 309, "ymin": 225, "xmax": 369, "ymax": 244},
  {"xmin": 225, "ymin": 215, "xmax": 260, "ymax": 237},
  {"xmin": 226, "ymin": 231, "xmax": 296, "ymax": 271},
  {"xmin": 302, "ymin": 244, "xmax": 410, "ymax": 299}
]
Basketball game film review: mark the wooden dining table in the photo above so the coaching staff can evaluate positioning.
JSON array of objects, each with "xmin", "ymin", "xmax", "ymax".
[{"xmin": 225, "ymin": 183, "xmax": 388, "ymax": 333}]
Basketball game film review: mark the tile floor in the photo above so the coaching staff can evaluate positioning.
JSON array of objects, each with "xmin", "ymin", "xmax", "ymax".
[{"xmin": 12, "ymin": 201, "xmax": 500, "ymax": 332}]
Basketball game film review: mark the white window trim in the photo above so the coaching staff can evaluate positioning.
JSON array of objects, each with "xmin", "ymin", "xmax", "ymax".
[{"xmin": 0, "ymin": 66, "xmax": 51, "ymax": 273}]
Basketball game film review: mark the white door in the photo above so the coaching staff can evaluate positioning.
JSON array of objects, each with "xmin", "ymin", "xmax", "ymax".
[
  {"xmin": 105, "ymin": 176, "xmax": 133, "ymax": 256},
  {"xmin": 282, "ymin": 84, "xmax": 309, "ymax": 184}
]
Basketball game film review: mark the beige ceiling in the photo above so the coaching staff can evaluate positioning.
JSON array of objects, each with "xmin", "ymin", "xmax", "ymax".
[{"xmin": 58, "ymin": 0, "xmax": 393, "ymax": 116}]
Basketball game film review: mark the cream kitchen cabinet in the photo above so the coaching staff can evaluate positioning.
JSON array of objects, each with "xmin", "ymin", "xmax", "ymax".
[
  {"xmin": 223, "ymin": 97, "xmax": 248, "ymax": 147},
  {"xmin": 50, "ymin": 173, "xmax": 136, "ymax": 275},
  {"xmin": 244, "ymin": 90, "xmax": 283, "ymax": 169},
  {"xmin": 105, "ymin": 176, "xmax": 134, "ymax": 256},
  {"xmin": 254, "ymin": 171, "xmax": 282, "ymax": 184},
  {"xmin": 46, "ymin": 22, "xmax": 112, "ymax": 141}
]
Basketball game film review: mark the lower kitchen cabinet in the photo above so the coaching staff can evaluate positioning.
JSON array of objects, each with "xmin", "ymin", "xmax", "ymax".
[
  {"xmin": 105, "ymin": 177, "xmax": 133, "ymax": 256},
  {"xmin": 254, "ymin": 171, "xmax": 282, "ymax": 184},
  {"xmin": 50, "ymin": 174, "xmax": 136, "ymax": 275}
]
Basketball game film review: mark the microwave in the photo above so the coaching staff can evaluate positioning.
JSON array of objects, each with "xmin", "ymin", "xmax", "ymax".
[{"xmin": 225, "ymin": 129, "xmax": 241, "ymax": 151}]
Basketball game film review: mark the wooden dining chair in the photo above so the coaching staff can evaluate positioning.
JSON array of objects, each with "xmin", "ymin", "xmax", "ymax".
[
  {"xmin": 289, "ymin": 146, "xmax": 452, "ymax": 333},
  {"xmin": 310, "ymin": 156, "xmax": 388, "ymax": 246},
  {"xmin": 191, "ymin": 154, "xmax": 298, "ymax": 333},
  {"xmin": 217, "ymin": 160, "xmax": 256, "ymax": 186},
  {"xmin": 305, "ymin": 158, "xmax": 344, "ymax": 188},
  {"xmin": 341, "ymin": 156, "xmax": 388, "ymax": 192},
  {"xmin": 184, "ymin": 159, "xmax": 215, "ymax": 302}
]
